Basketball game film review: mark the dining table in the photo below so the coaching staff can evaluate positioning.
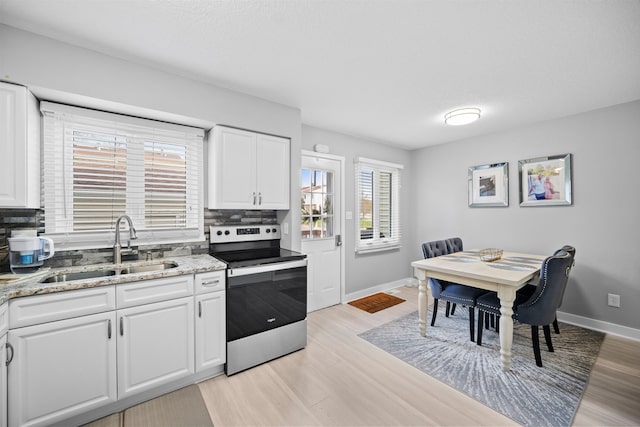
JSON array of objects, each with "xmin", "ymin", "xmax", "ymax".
[{"xmin": 411, "ymin": 249, "xmax": 547, "ymax": 371}]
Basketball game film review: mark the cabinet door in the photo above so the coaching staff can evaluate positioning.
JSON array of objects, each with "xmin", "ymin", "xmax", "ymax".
[
  {"xmin": 256, "ymin": 134, "xmax": 290, "ymax": 209},
  {"xmin": 117, "ymin": 296, "xmax": 194, "ymax": 399},
  {"xmin": 1, "ymin": 334, "xmax": 6, "ymax": 427},
  {"xmin": 7, "ymin": 312, "xmax": 117, "ymax": 427},
  {"xmin": 0, "ymin": 82, "xmax": 39, "ymax": 208},
  {"xmin": 209, "ymin": 126, "xmax": 256, "ymax": 209},
  {"xmin": 195, "ymin": 291, "xmax": 226, "ymax": 372}
]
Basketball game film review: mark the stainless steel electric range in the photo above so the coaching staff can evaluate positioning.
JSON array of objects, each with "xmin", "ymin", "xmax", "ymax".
[{"xmin": 209, "ymin": 225, "xmax": 307, "ymax": 375}]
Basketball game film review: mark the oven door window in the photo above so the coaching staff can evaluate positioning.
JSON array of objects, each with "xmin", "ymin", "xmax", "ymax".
[{"xmin": 227, "ymin": 265, "xmax": 307, "ymax": 342}]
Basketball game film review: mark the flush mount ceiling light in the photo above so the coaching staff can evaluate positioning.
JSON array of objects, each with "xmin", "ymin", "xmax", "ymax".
[{"xmin": 444, "ymin": 108, "xmax": 481, "ymax": 126}]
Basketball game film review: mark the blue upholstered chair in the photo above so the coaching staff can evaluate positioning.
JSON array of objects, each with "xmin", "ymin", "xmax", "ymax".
[
  {"xmin": 516, "ymin": 245, "xmax": 576, "ymax": 334},
  {"xmin": 421, "ymin": 238, "xmax": 486, "ymax": 342},
  {"xmin": 476, "ymin": 250, "xmax": 574, "ymax": 367}
]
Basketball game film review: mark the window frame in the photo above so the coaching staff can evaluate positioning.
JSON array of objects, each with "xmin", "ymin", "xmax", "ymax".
[
  {"xmin": 40, "ymin": 101, "xmax": 205, "ymax": 250},
  {"xmin": 354, "ymin": 157, "xmax": 403, "ymax": 254}
]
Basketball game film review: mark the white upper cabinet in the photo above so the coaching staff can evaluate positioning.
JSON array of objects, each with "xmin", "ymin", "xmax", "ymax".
[
  {"xmin": 208, "ymin": 126, "xmax": 290, "ymax": 210},
  {"xmin": 0, "ymin": 82, "xmax": 40, "ymax": 208}
]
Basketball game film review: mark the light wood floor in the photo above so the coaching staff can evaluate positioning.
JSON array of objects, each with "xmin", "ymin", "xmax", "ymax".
[{"xmin": 199, "ymin": 286, "xmax": 640, "ymax": 426}]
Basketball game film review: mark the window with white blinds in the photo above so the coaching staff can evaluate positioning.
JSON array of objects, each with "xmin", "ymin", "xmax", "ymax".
[
  {"xmin": 354, "ymin": 157, "xmax": 403, "ymax": 253},
  {"xmin": 41, "ymin": 101, "xmax": 204, "ymax": 250}
]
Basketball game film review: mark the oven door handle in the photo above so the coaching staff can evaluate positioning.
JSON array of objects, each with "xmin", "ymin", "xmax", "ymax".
[{"xmin": 228, "ymin": 259, "xmax": 307, "ymax": 278}]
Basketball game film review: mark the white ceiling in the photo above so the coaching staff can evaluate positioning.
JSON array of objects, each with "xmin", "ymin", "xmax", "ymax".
[{"xmin": 1, "ymin": 0, "xmax": 639, "ymax": 149}]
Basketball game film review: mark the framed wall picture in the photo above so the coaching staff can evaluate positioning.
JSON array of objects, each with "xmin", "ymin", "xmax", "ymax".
[
  {"xmin": 519, "ymin": 153, "xmax": 572, "ymax": 206},
  {"xmin": 468, "ymin": 162, "xmax": 509, "ymax": 207}
]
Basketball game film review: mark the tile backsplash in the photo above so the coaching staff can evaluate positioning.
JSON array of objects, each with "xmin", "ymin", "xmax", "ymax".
[{"xmin": 0, "ymin": 208, "xmax": 277, "ymax": 271}]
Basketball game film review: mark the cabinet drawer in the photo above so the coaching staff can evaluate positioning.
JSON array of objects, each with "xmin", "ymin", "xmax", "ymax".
[
  {"xmin": 117, "ymin": 275, "xmax": 194, "ymax": 308},
  {"xmin": 9, "ymin": 286, "xmax": 116, "ymax": 329},
  {"xmin": 195, "ymin": 270, "xmax": 225, "ymax": 294}
]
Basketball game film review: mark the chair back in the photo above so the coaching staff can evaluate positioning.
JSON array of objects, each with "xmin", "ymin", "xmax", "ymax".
[
  {"xmin": 421, "ymin": 238, "xmax": 463, "ymax": 298},
  {"xmin": 554, "ymin": 245, "xmax": 575, "ymax": 267},
  {"xmin": 553, "ymin": 245, "xmax": 575, "ymax": 308},
  {"xmin": 516, "ymin": 250, "xmax": 573, "ymax": 326},
  {"xmin": 421, "ymin": 237, "xmax": 463, "ymax": 259}
]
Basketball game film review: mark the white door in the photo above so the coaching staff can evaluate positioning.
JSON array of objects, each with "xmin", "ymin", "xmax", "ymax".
[
  {"xmin": 1, "ymin": 333, "xmax": 7, "ymax": 427},
  {"xmin": 210, "ymin": 126, "xmax": 256, "ymax": 209},
  {"xmin": 7, "ymin": 312, "xmax": 117, "ymax": 427},
  {"xmin": 117, "ymin": 296, "xmax": 194, "ymax": 399},
  {"xmin": 256, "ymin": 133, "xmax": 290, "ymax": 209},
  {"xmin": 195, "ymin": 291, "xmax": 226, "ymax": 372},
  {"xmin": 0, "ymin": 82, "xmax": 27, "ymax": 207},
  {"xmin": 301, "ymin": 152, "xmax": 343, "ymax": 312}
]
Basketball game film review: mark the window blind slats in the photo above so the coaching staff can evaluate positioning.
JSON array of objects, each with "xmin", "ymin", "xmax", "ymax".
[
  {"xmin": 41, "ymin": 101, "xmax": 204, "ymax": 249},
  {"xmin": 354, "ymin": 158, "xmax": 402, "ymax": 253}
]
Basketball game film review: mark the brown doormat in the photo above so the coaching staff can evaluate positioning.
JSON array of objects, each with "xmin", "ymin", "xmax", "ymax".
[{"xmin": 348, "ymin": 292, "xmax": 405, "ymax": 313}]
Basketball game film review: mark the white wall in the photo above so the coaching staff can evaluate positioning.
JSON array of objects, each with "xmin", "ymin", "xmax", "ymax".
[
  {"xmin": 410, "ymin": 100, "xmax": 640, "ymax": 331},
  {"xmin": 302, "ymin": 125, "xmax": 414, "ymax": 295},
  {"xmin": 0, "ymin": 24, "xmax": 303, "ymax": 250},
  {"xmin": 3, "ymin": 24, "xmax": 638, "ymax": 333}
]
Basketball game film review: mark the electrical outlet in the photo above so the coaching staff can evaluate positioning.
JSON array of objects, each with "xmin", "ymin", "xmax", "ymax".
[{"xmin": 607, "ymin": 293, "xmax": 621, "ymax": 308}]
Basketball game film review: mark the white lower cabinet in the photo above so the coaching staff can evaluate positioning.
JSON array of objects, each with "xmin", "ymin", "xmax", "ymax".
[
  {"xmin": 195, "ymin": 291, "xmax": 226, "ymax": 371},
  {"xmin": 3, "ymin": 271, "xmax": 224, "ymax": 426},
  {"xmin": 117, "ymin": 296, "xmax": 195, "ymax": 399},
  {"xmin": 7, "ymin": 312, "xmax": 117, "ymax": 427},
  {"xmin": 1, "ymin": 333, "xmax": 7, "ymax": 427}
]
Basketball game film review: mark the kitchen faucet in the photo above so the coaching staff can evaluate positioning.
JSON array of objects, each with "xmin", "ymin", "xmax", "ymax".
[{"xmin": 114, "ymin": 214, "xmax": 138, "ymax": 264}]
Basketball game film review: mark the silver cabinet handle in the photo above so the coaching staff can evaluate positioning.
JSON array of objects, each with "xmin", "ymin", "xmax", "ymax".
[
  {"xmin": 5, "ymin": 342, "xmax": 14, "ymax": 367},
  {"xmin": 252, "ymin": 192, "xmax": 257, "ymax": 205},
  {"xmin": 198, "ymin": 301, "xmax": 202, "ymax": 318},
  {"xmin": 201, "ymin": 279, "xmax": 220, "ymax": 287},
  {"xmin": 120, "ymin": 317, "xmax": 124, "ymax": 336},
  {"xmin": 108, "ymin": 319, "xmax": 112, "ymax": 339},
  {"xmin": 258, "ymin": 192, "xmax": 262, "ymax": 205}
]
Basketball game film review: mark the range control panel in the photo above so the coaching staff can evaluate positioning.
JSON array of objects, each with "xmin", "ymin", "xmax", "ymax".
[{"xmin": 209, "ymin": 225, "xmax": 281, "ymax": 243}]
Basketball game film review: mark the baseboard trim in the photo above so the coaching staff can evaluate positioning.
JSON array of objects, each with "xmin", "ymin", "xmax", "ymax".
[
  {"xmin": 344, "ymin": 278, "xmax": 416, "ymax": 303},
  {"xmin": 346, "ymin": 277, "xmax": 640, "ymax": 342},
  {"xmin": 557, "ymin": 311, "xmax": 640, "ymax": 342}
]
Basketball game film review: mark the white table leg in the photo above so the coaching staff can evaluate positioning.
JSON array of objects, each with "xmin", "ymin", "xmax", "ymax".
[
  {"xmin": 497, "ymin": 286, "xmax": 516, "ymax": 371},
  {"xmin": 415, "ymin": 268, "xmax": 428, "ymax": 336}
]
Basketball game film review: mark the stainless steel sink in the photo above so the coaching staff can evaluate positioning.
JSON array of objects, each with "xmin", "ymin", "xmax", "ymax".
[
  {"xmin": 41, "ymin": 269, "xmax": 118, "ymax": 283},
  {"xmin": 40, "ymin": 261, "xmax": 179, "ymax": 283},
  {"xmin": 119, "ymin": 262, "xmax": 178, "ymax": 274}
]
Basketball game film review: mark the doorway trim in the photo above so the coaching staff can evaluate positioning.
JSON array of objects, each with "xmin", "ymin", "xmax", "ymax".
[{"xmin": 301, "ymin": 149, "xmax": 346, "ymax": 305}]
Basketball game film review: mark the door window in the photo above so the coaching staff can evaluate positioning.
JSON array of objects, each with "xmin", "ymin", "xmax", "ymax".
[{"xmin": 301, "ymin": 169, "xmax": 334, "ymax": 239}]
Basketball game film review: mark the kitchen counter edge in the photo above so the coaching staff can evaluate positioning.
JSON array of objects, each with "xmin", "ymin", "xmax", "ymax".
[{"xmin": 0, "ymin": 254, "xmax": 227, "ymax": 304}]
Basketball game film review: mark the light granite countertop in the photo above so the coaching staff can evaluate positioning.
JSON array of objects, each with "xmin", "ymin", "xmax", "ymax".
[{"xmin": 0, "ymin": 254, "xmax": 227, "ymax": 305}]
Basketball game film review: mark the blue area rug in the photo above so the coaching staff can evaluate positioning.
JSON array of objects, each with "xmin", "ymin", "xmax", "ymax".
[{"xmin": 359, "ymin": 309, "xmax": 604, "ymax": 427}]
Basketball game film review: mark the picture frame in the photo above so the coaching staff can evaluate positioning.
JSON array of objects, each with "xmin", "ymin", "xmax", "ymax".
[
  {"xmin": 468, "ymin": 162, "xmax": 509, "ymax": 207},
  {"xmin": 519, "ymin": 153, "xmax": 572, "ymax": 206}
]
